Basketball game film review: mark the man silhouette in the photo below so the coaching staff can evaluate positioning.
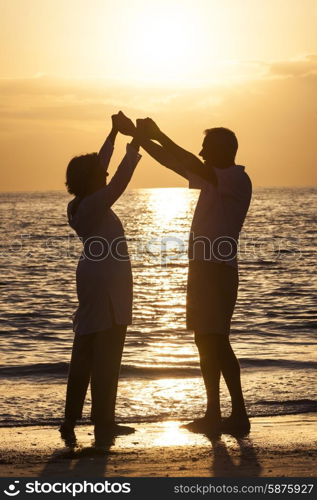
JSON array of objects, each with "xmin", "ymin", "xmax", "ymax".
[{"xmin": 134, "ymin": 119, "xmax": 252, "ymax": 435}]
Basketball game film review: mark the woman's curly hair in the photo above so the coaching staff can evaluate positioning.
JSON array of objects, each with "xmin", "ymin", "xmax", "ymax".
[{"xmin": 65, "ymin": 153, "xmax": 100, "ymax": 197}]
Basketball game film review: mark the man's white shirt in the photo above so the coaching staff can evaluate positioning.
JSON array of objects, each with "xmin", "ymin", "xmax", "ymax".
[{"xmin": 187, "ymin": 165, "xmax": 252, "ymax": 267}]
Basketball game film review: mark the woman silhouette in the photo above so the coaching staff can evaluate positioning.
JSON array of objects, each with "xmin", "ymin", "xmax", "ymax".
[{"xmin": 60, "ymin": 112, "xmax": 141, "ymax": 448}]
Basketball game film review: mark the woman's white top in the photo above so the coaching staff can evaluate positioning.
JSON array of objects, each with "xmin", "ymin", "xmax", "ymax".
[{"xmin": 67, "ymin": 139, "xmax": 141, "ymax": 335}]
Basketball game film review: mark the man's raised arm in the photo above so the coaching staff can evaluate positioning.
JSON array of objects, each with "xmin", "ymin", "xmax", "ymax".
[
  {"xmin": 134, "ymin": 133, "xmax": 189, "ymax": 179},
  {"xmin": 135, "ymin": 119, "xmax": 217, "ymax": 185}
]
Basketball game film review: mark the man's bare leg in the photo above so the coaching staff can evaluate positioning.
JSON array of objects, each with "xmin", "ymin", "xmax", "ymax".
[
  {"xmin": 181, "ymin": 332, "xmax": 222, "ymax": 434},
  {"xmin": 218, "ymin": 337, "xmax": 248, "ymax": 415},
  {"xmin": 217, "ymin": 336, "xmax": 250, "ymax": 434},
  {"xmin": 195, "ymin": 333, "xmax": 222, "ymax": 420},
  {"xmin": 183, "ymin": 334, "xmax": 249, "ymax": 435}
]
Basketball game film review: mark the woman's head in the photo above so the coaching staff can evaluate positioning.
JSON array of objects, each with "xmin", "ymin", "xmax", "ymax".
[{"xmin": 65, "ymin": 153, "xmax": 108, "ymax": 197}]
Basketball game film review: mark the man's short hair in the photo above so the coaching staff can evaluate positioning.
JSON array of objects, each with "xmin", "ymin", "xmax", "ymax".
[{"xmin": 204, "ymin": 127, "xmax": 238, "ymax": 157}]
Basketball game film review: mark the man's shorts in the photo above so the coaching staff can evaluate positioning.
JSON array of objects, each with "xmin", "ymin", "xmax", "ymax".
[{"xmin": 186, "ymin": 260, "xmax": 239, "ymax": 335}]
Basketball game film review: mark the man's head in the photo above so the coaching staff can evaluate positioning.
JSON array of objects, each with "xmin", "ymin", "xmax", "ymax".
[{"xmin": 199, "ymin": 127, "xmax": 238, "ymax": 168}]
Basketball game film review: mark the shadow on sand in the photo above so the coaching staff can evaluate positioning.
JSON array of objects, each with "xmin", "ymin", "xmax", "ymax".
[
  {"xmin": 39, "ymin": 426, "xmax": 261, "ymax": 477},
  {"xmin": 207, "ymin": 434, "xmax": 262, "ymax": 476},
  {"xmin": 39, "ymin": 438, "xmax": 114, "ymax": 477}
]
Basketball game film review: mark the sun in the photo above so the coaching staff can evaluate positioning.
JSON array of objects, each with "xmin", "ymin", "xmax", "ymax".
[{"xmin": 122, "ymin": 4, "xmax": 207, "ymax": 85}]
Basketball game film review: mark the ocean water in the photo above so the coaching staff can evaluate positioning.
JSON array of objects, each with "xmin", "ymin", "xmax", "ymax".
[{"xmin": 0, "ymin": 187, "xmax": 316, "ymax": 427}]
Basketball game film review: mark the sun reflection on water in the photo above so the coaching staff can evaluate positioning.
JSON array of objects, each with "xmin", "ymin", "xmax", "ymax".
[
  {"xmin": 148, "ymin": 188, "xmax": 190, "ymax": 226},
  {"xmin": 153, "ymin": 421, "xmax": 194, "ymax": 446}
]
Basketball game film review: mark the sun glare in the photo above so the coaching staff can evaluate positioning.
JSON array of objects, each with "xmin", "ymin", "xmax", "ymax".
[
  {"xmin": 124, "ymin": 4, "xmax": 207, "ymax": 84},
  {"xmin": 148, "ymin": 188, "xmax": 189, "ymax": 225}
]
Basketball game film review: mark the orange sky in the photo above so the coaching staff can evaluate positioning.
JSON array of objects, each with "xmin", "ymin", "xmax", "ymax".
[{"xmin": 1, "ymin": 0, "xmax": 317, "ymax": 190}]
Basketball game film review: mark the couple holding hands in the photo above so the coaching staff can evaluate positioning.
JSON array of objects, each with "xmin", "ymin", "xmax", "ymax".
[{"xmin": 61, "ymin": 111, "xmax": 252, "ymax": 449}]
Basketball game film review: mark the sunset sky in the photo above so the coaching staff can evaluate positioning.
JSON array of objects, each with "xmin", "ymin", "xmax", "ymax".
[{"xmin": 1, "ymin": 0, "xmax": 316, "ymax": 191}]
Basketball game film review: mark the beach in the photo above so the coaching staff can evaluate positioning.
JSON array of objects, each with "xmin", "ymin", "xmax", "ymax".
[{"xmin": 1, "ymin": 414, "xmax": 316, "ymax": 477}]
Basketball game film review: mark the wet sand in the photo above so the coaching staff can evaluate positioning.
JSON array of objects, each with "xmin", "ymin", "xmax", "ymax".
[{"xmin": 0, "ymin": 414, "xmax": 316, "ymax": 477}]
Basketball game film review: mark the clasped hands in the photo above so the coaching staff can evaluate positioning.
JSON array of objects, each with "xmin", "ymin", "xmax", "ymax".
[{"xmin": 111, "ymin": 111, "xmax": 161, "ymax": 142}]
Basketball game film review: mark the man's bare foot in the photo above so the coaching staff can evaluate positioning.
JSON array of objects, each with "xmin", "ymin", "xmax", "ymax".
[
  {"xmin": 181, "ymin": 416, "xmax": 221, "ymax": 436},
  {"xmin": 221, "ymin": 415, "xmax": 251, "ymax": 436}
]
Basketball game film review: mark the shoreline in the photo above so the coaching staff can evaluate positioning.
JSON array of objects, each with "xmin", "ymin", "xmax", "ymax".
[
  {"xmin": 1, "ymin": 409, "xmax": 316, "ymax": 429},
  {"xmin": 0, "ymin": 413, "xmax": 316, "ymax": 477}
]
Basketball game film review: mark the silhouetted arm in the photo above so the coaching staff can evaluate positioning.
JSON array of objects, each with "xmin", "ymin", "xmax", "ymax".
[
  {"xmin": 135, "ymin": 119, "xmax": 217, "ymax": 185},
  {"xmin": 97, "ymin": 114, "xmax": 120, "ymax": 170},
  {"xmin": 155, "ymin": 129, "xmax": 217, "ymax": 185},
  {"xmin": 135, "ymin": 136, "xmax": 188, "ymax": 179},
  {"xmin": 98, "ymin": 132, "xmax": 116, "ymax": 170},
  {"xmin": 102, "ymin": 141, "xmax": 141, "ymax": 206},
  {"xmin": 155, "ymin": 130, "xmax": 198, "ymax": 163},
  {"xmin": 98, "ymin": 111, "xmax": 135, "ymax": 170},
  {"xmin": 90, "ymin": 142, "xmax": 141, "ymax": 210},
  {"xmin": 136, "ymin": 134, "xmax": 217, "ymax": 185}
]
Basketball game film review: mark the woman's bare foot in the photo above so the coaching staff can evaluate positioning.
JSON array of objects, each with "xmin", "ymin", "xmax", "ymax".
[
  {"xmin": 59, "ymin": 420, "xmax": 77, "ymax": 447},
  {"xmin": 94, "ymin": 423, "xmax": 135, "ymax": 448},
  {"xmin": 112, "ymin": 423, "xmax": 135, "ymax": 436}
]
